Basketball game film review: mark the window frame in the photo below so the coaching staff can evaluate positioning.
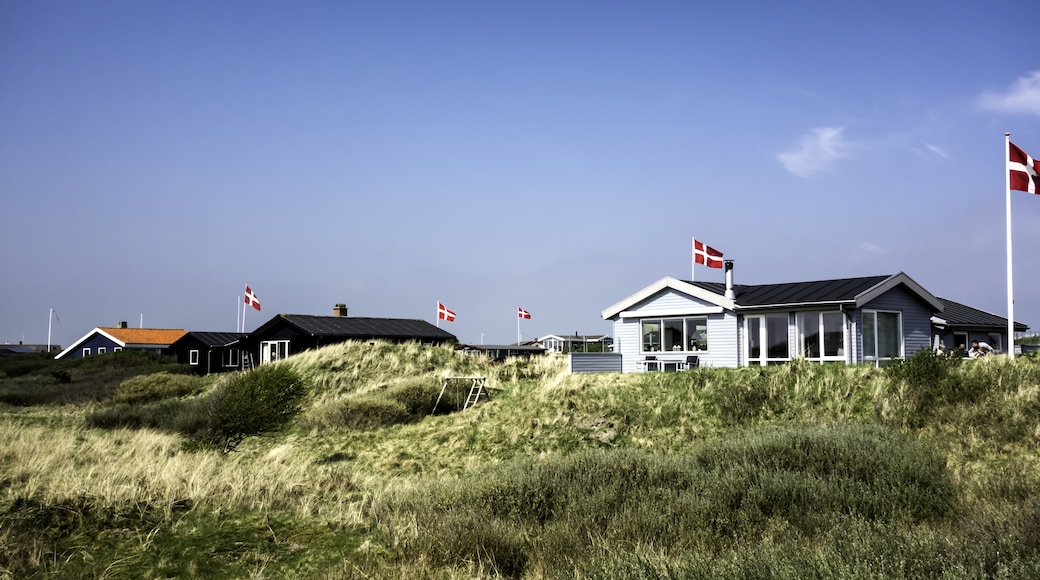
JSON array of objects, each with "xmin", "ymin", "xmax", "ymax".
[
  {"xmin": 640, "ymin": 316, "xmax": 709, "ymax": 354},
  {"xmin": 863, "ymin": 309, "xmax": 903, "ymax": 365},
  {"xmin": 796, "ymin": 311, "xmax": 847, "ymax": 362},
  {"xmin": 189, "ymin": 349, "xmax": 199, "ymax": 366},
  {"xmin": 261, "ymin": 340, "xmax": 290, "ymax": 364},
  {"xmin": 745, "ymin": 313, "xmax": 791, "ymax": 366}
]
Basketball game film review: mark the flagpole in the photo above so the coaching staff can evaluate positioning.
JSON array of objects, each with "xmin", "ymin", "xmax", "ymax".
[
  {"xmin": 436, "ymin": 301, "xmax": 440, "ymax": 328},
  {"xmin": 1006, "ymin": 132, "xmax": 1015, "ymax": 359},
  {"xmin": 47, "ymin": 308, "xmax": 53, "ymax": 352},
  {"xmin": 690, "ymin": 237, "xmax": 696, "ymax": 282},
  {"xmin": 517, "ymin": 312, "xmax": 520, "ymax": 345}
]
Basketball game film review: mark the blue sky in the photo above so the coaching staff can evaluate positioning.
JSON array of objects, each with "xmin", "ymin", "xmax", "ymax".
[{"xmin": 3, "ymin": 1, "xmax": 1039, "ymax": 349}]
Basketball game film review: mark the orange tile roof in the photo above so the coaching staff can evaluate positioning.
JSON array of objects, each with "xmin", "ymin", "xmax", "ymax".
[{"xmin": 99, "ymin": 327, "xmax": 186, "ymax": 346}]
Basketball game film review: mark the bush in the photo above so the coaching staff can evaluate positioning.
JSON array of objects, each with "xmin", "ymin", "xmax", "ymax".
[
  {"xmin": 112, "ymin": 372, "xmax": 205, "ymax": 404},
  {"xmin": 304, "ymin": 397, "xmax": 413, "ymax": 430},
  {"xmin": 208, "ymin": 365, "xmax": 309, "ymax": 453}
]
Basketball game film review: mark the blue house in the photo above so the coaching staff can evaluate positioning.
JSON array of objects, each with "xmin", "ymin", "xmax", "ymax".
[
  {"xmin": 55, "ymin": 323, "xmax": 186, "ymax": 360},
  {"xmin": 601, "ymin": 264, "xmax": 1026, "ymax": 371}
]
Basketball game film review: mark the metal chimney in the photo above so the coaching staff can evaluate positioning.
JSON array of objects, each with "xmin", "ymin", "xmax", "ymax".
[{"xmin": 724, "ymin": 261, "xmax": 735, "ymax": 300}]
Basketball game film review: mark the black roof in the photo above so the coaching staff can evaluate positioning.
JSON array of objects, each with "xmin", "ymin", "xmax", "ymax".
[
  {"xmin": 172, "ymin": 332, "xmax": 247, "ymax": 348},
  {"xmin": 688, "ymin": 275, "xmax": 892, "ymax": 307},
  {"xmin": 937, "ymin": 298, "xmax": 1028, "ymax": 332},
  {"xmin": 276, "ymin": 315, "xmax": 457, "ymax": 342}
]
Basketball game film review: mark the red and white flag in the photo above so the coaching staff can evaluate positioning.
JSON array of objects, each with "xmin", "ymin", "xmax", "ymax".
[
  {"xmin": 1010, "ymin": 141, "xmax": 1040, "ymax": 194},
  {"xmin": 693, "ymin": 238, "xmax": 724, "ymax": 268},
  {"xmin": 437, "ymin": 302, "xmax": 456, "ymax": 322},
  {"xmin": 244, "ymin": 285, "xmax": 261, "ymax": 311},
  {"xmin": 518, "ymin": 307, "xmax": 531, "ymax": 319}
]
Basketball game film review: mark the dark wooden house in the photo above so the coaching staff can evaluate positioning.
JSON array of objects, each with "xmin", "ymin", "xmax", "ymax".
[
  {"xmin": 169, "ymin": 331, "xmax": 248, "ymax": 375},
  {"xmin": 245, "ymin": 304, "xmax": 457, "ymax": 365}
]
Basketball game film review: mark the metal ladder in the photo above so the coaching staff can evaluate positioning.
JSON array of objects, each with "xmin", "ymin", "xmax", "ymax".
[{"xmin": 432, "ymin": 377, "xmax": 487, "ymax": 413}]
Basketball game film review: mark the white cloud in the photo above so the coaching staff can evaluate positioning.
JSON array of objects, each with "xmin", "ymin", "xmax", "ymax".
[
  {"xmin": 858, "ymin": 241, "xmax": 887, "ymax": 255},
  {"xmin": 923, "ymin": 142, "xmax": 948, "ymax": 158},
  {"xmin": 777, "ymin": 127, "xmax": 848, "ymax": 178},
  {"xmin": 977, "ymin": 71, "xmax": 1040, "ymax": 117}
]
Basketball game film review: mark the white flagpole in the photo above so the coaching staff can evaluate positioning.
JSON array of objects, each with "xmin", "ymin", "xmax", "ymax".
[
  {"xmin": 517, "ymin": 312, "xmax": 521, "ymax": 344},
  {"xmin": 242, "ymin": 287, "xmax": 247, "ymax": 333},
  {"xmin": 691, "ymin": 237, "xmax": 696, "ymax": 281},
  {"xmin": 1006, "ymin": 132, "xmax": 1015, "ymax": 359},
  {"xmin": 237, "ymin": 296, "xmax": 242, "ymax": 333},
  {"xmin": 47, "ymin": 308, "xmax": 53, "ymax": 351},
  {"xmin": 436, "ymin": 301, "xmax": 440, "ymax": 328}
]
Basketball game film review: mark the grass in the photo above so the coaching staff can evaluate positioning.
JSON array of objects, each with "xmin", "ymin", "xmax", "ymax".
[{"xmin": 1, "ymin": 343, "xmax": 1039, "ymax": 578}]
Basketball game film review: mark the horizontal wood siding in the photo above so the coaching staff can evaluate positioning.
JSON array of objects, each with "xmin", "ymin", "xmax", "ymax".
[
  {"xmin": 862, "ymin": 286, "xmax": 936, "ymax": 358},
  {"xmin": 610, "ymin": 290, "xmax": 740, "ymax": 370},
  {"xmin": 613, "ymin": 318, "xmax": 643, "ymax": 373},
  {"xmin": 568, "ymin": 352, "xmax": 623, "ymax": 373},
  {"xmin": 708, "ymin": 312, "xmax": 740, "ymax": 367}
]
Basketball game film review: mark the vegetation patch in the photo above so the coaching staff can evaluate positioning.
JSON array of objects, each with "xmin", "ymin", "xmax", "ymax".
[{"xmin": 372, "ymin": 424, "xmax": 955, "ymax": 577}]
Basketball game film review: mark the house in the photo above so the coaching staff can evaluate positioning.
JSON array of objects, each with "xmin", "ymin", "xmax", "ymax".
[
  {"xmin": 601, "ymin": 263, "xmax": 1027, "ymax": 371},
  {"xmin": 536, "ymin": 334, "xmax": 613, "ymax": 353},
  {"xmin": 456, "ymin": 343, "xmax": 547, "ymax": 361},
  {"xmin": 932, "ymin": 297, "xmax": 1028, "ymax": 354},
  {"xmin": 54, "ymin": 322, "xmax": 186, "ymax": 360},
  {"xmin": 169, "ymin": 331, "xmax": 247, "ymax": 375},
  {"xmin": 245, "ymin": 304, "xmax": 457, "ymax": 365}
]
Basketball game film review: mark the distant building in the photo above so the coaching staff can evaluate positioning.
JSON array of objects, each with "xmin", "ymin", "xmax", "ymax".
[
  {"xmin": 244, "ymin": 304, "xmax": 457, "ymax": 365},
  {"xmin": 54, "ymin": 322, "xmax": 186, "ymax": 359},
  {"xmin": 0, "ymin": 343, "xmax": 60, "ymax": 355},
  {"xmin": 535, "ymin": 334, "xmax": 612, "ymax": 353},
  {"xmin": 169, "ymin": 331, "xmax": 247, "ymax": 375},
  {"xmin": 456, "ymin": 343, "xmax": 546, "ymax": 361}
]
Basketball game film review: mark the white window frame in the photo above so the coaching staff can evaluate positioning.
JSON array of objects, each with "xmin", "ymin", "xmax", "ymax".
[
  {"xmin": 82, "ymin": 348, "xmax": 91, "ymax": 356},
  {"xmin": 114, "ymin": 347, "xmax": 122, "ymax": 352},
  {"xmin": 189, "ymin": 349, "xmax": 199, "ymax": 365},
  {"xmin": 640, "ymin": 317, "xmax": 709, "ymax": 353},
  {"xmin": 97, "ymin": 347, "xmax": 106, "ymax": 354},
  {"xmin": 863, "ymin": 309, "xmax": 903, "ymax": 365},
  {"xmin": 796, "ymin": 311, "xmax": 847, "ymax": 362},
  {"xmin": 260, "ymin": 340, "xmax": 290, "ymax": 364},
  {"xmin": 745, "ymin": 313, "xmax": 791, "ymax": 366}
]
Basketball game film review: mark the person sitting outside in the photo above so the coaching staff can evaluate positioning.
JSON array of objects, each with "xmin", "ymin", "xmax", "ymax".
[{"xmin": 969, "ymin": 340, "xmax": 995, "ymax": 358}]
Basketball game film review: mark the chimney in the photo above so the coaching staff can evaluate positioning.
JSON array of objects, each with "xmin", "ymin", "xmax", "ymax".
[
  {"xmin": 118, "ymin": 321, "xmax": 128, "ymax": 329},
  {"xmin": 724, "ymin": 261, "xmax": 735, "ymax": 300},
  {"xmin": 333, "ymin": 304, "xmax": 348, "ymax": 317}
]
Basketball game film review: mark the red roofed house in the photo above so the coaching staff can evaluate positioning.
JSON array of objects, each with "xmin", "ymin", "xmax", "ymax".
[{"xmin": 54, "ymin": 322, "xmax": 186, "ymax": 359}]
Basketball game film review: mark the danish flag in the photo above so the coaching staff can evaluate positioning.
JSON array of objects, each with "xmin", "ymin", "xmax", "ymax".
[
  {"xmin": 1010, "ymin": 141, "xmax": 1040, "ymax": 194},
  {"xmin": 244, "ymin": 285, "xmax": 261, "ymax": 311},
  {"xmin": 518, "ymin": 307, "xmax": 531, "ymax": 319},
  {"xmin": 692, "ymin": 238, "xmax": 724, "ymax": 269},
  {"xmin": 437, "ymin": 302, "xmax": 456, "ymax": 322}
]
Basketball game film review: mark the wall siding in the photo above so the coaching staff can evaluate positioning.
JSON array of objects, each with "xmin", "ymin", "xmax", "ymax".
[
  {"xmin": 610, "ymin": 291, "xmax": 740, "ymax": 370},
  {"xmin": 568, "ymin": 352, "xmax": 623, "ymax": 373},
  {"xmin": 861, "ymin": 286, "xmax": 935, "ymax": 360}
]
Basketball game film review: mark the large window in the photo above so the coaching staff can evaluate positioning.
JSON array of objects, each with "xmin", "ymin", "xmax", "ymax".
[
  {"xmin": 863, "ymin": 310, "xmax": 902, "ymax": 364},
  {"xmin": 797, "ymin": 311, "xmax": 846, "ymax": 361},
  {"xmin": 222, "ymin": 348, "xmax": 240, "ymax": 368},
  {"xmin": 746, "ymin": 313, "xmax": 790, "ymax": 365},
  {"xmin": 641, "ymin": 317, "xmax": 708, "ymax": 353},
  {"xmin": 261, "ymin": 340, "xmax": 290, "ymax": 364}
]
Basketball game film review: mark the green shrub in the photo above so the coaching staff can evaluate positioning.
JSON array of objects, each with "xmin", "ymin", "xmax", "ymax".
[
  {"xmin": 207, "ymin": 365, "xmax": 308, "ymax": 453},
  {"xmin": 305, "ymin": 397, "xmax": 413, "ymax": 430},
  {"xmin": 112, "ymin": 371, "xmax": 205, "ymax": 404}
]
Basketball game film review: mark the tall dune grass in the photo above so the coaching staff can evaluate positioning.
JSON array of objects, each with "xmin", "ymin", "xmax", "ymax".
[{"xmin": 3, "ymin": 343, "xmax": 1040, "ymax": 577}]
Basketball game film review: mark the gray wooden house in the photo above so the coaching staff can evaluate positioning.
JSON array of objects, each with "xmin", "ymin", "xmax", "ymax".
[{"xmin": 602, "ymin": 264, "xmax": 1025, "ymax": 371}]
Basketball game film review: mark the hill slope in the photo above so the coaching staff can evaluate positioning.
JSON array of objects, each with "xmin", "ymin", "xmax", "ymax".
[{"xmin": 2, "ymin": 343, "xmax": 1039, "ymax": 578}]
